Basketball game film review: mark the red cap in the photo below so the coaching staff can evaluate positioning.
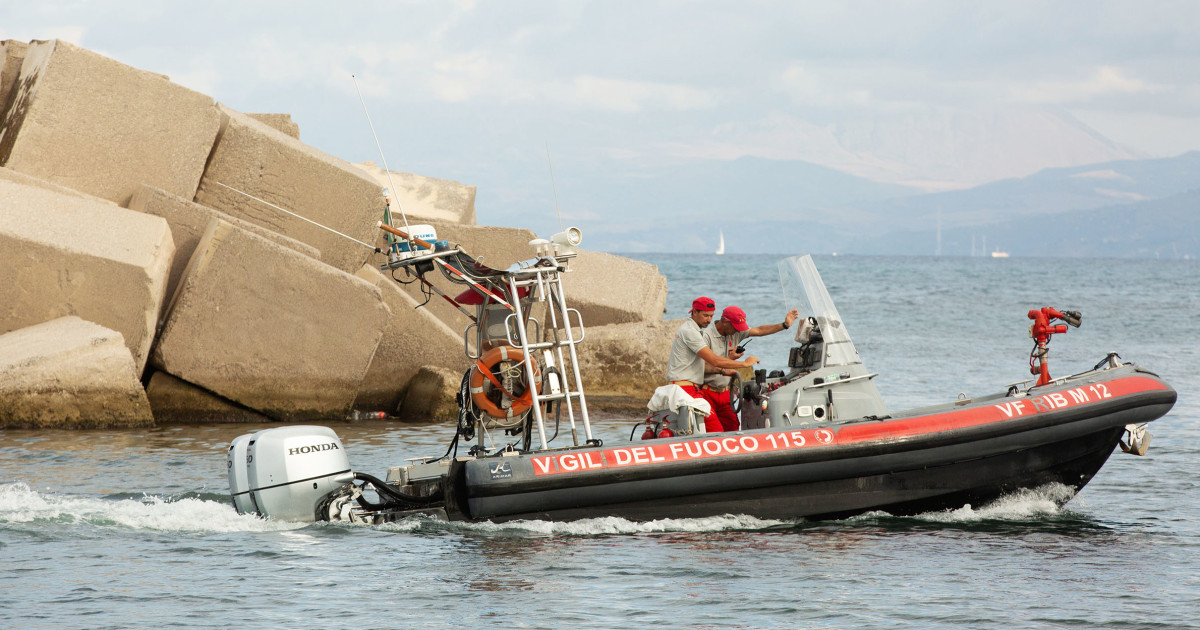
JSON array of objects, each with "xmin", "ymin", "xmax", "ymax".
[
  {"xmin": 691, "ymin": 296, "xmax": 715, "ymax": 312},
  {"xmin": 722, "ymin": 306, "xmax": 749, "ymax": 331}
]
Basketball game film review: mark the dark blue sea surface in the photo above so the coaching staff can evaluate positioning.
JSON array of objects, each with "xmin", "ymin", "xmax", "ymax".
[{"xmin": 2, "ymin": 255, "xmax": 1197, "ymax": 629}]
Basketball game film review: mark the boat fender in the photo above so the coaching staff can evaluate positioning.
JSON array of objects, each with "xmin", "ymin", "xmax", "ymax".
[{"xmin": 469, "ymin": 345, "xmax": 541, "ymax": 419}]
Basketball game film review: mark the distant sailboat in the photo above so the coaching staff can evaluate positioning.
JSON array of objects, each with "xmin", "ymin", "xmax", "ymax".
[
  {"xmin": 715, "ymin": 230, "xmax": 725, "ymax": 255},
  {"xmin": 991, "ymin": 247, "xmax": 1010, "ymax": 258}
]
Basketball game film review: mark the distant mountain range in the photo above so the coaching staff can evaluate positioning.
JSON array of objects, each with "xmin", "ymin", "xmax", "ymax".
[
  {"xmin": 569, "ymin": 151, "xmax": 1200, "ymax": 259},
  {"xmin": 846, "ymin": 151, "xmax": 1200, "ymax": 258},
  {"xmin": 714, "ymin": 107, "xmax": 1147, "ymax": 190},
  {"xmin": 861, "ymin": 186, "xmax": 1200, "ymax": 259}
]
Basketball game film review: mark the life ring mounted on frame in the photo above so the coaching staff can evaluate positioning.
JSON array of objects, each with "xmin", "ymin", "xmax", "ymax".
[{"xmin": 469, "ymin": 345, "xmax": 542, "ymax": 426}]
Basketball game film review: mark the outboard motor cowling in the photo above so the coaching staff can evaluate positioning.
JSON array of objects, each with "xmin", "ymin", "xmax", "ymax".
[{"xmin": 228, "ymin": 426, "xmax": 354, "ymax": 522}]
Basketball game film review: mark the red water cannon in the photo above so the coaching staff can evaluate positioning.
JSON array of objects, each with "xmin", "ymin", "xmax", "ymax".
[{"xmin": 1027, "ymin": 307, "xmax": 1083, "ymax": 386}]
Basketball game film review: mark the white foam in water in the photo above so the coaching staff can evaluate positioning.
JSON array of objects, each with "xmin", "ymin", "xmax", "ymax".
[
  {"xmin": 0, "ymin": 482, "xmax": 302, "ymax": 533},
  {"xmin": 378, "ymin": 512, "xmax": 793, "ymax": 536},
  {"xmin": 844, "ymin": 483, "xmax": 1079, "ymax": 524}
]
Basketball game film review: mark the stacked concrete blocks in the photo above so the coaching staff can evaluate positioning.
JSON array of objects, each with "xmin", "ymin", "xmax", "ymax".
[
  {"xmin": 0, "ymin": 38, "xmax": 679, "ymax": 426},
  {"xmin": 0, "ymin": 40, "xmax": 221, "ymax": 206},
  {"xmin": 152, "ymin": 219, "xmax": 391, "ymax": 421},
  {"xmin": 0, "ymin": 176, "xmax": 175, "ymax": 374},
  {"xmin": 194, "ymin": 104, "xmax": 385, "ymax": 274},
  {"xmin": 0, "ymin": 317, "xmax": 153, "ymax": 429}
]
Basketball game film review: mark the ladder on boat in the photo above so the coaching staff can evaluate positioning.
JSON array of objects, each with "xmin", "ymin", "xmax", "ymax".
[
  {"xmin": 469, "ymin": 262, "xmax": 594, "ymax": 451},
  {"xmin": 375, "ymin": 220, "xmax": 593, "ymax": 452}
]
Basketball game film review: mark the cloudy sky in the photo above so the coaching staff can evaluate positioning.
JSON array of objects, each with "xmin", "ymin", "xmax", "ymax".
[{"xmin": 5, "ymin": 1, "xmax": 1200, "ymax": 236}]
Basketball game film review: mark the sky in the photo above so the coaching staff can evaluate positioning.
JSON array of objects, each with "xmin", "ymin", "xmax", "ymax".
[{"xmin": 4, "ymin": 1, "xmax": 1200, "ymax": 239}]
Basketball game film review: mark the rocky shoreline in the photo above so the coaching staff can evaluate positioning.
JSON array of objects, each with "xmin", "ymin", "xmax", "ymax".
[{"xmin": 1, "ymin": 39, "xmax": 671, "ymax": 429}]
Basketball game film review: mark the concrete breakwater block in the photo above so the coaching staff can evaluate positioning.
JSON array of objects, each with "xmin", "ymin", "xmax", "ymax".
[
  {"xmin": 1, "ymin": 40, "xmax": 28, "ymax": 115},
  {"xmin": 0, "ymin": 177, "xmax": 174, "ymax": 374},
  {"xmin": 194, "ymin": 104, "xmax": 383, "ymax": 274},
  {"xmin": 572, "ymin": 318, "xmax": 680, "ymax": 411},
  {"xmin": 395, "ymin": 366, "xmax": 462, "ymax": 422},
  {"xmin": 355, "ymin": 161, "xmax": 477, "ymax": 225},
  {"xmin": 1, "ymin": 165, "xmax": 118, "ymax": 203},
  {"xmin": 436, "ymin": 223, "xmax": 539, "ymax": 269},
  {"xmin": 0, "ymin": 39, "xmax": 221, "ymax": 206},
  {"xmin": 127, "ymin": 184, "xmax": 320, "ymax": 309},
  {"xmin": 561, "ymin": 251, "xmax": 668, "ymax": 327},
  {"xmin": 145, "ymin": 371, "xmax": 272, "ymax": 424},
  {"xmin": 153, "ymin": 219, "xmax": 391, "ymax": 421},
  {"xmin": 246, "ymin": 113, "xmax": 299, "ymax": 139},
  {"xmin": 0, "ymin": 316, "xmax": 153, "ymax": 429},
  {"xmin": 353, "ymin": 267, "xmax": 468, "ymax": 412}
]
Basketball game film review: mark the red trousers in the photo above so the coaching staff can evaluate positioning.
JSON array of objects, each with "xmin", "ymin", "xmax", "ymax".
[
  {"xmin": 701, "ymin": 387, "xmax": 739, "ymax": 432},
  {"xmin": 677, "ymin": 384, "xmax": 721, "ymax": 433}
]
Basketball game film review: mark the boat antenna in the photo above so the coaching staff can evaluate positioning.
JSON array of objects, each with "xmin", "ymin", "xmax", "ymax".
[
  {"xmin": 352, "ymin": 74, "xmax": 412, "ymax": 235},
  {"xmin": 545, "ymin": 141, "xmax": 563, "ymax": 231},
  {"xmin": 212, "ymin": 182, "xmax": 380, "ymax": 251}
]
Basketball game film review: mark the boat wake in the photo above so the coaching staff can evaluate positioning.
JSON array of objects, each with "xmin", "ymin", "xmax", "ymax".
[
  {"xmin": 847, "ymin": 483, "xmax": 1080, "ymax": 525},
  {"xmin": 378, "ymin": 513, "xmax": 796, "ymax": 536},
  {"xmin": 1, "ymin": 482, "xmax": 1081, "ymax": 537},
  {"xmin": 0, "ymin": 482, "xmax": 301, "ymax": 533}
]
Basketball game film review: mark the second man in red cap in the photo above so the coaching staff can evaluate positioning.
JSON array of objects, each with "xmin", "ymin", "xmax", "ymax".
[{"xmin": 701, "ymin": 305, "xmax": 800, "ymax": 431}]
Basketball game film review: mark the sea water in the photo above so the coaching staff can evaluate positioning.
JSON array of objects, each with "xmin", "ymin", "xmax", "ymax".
[{"xmin": 2, "ymin": 255, "xmax": 1197, "ymax": 629}]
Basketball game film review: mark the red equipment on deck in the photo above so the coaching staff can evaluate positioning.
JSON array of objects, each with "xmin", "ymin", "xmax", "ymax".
[{"xmin": 1028, "ymin": 307, "xmax": 1082, "ymax": 386}]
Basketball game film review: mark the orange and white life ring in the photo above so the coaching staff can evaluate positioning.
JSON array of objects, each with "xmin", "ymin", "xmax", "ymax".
[{"xmin": 469, "ymin": 345, "xmax": 541, "ymax": 419}]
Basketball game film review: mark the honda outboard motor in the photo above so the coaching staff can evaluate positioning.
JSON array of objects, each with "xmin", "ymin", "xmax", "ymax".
[{"xmin": 228, "ymin": 425, "xmax": 354, "ymax": 522}]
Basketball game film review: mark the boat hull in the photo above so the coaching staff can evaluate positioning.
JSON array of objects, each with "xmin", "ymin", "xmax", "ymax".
[{"xmin": 450, "ymin": 366, "xmax": 1175, "ymax": 523}]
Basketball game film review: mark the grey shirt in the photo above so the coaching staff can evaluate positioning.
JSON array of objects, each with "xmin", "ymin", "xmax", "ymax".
[
  {"xmin": 702, "ymin": 327, "xmax": 749, "ymax": 388},
  {"xmin": 666, "ymin": 318, "xmax": 709, "ymax": 384}
]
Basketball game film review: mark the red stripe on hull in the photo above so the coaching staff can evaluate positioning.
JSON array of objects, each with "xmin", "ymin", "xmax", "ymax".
[{"xmin": 529, "ymin": 375, "xmax": 1167, "ymax": 477}]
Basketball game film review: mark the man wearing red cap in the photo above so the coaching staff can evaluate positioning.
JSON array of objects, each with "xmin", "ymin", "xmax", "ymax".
[
  {"xmin": 666, "ymin": 297, "xmax": 761, "ymax": 432},
  {"xmin": 702, "ymin": 305, "xmax": 800, "ymax": 431}
]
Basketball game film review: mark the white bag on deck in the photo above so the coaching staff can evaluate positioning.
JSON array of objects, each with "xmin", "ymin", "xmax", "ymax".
[{"xmin": 647, "ymin": 384, "xmax": 711, "ymax": 415}]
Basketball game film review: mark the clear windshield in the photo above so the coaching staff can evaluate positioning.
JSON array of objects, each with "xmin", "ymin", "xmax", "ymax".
[{"xmin": 777, "ymin": 255, "xmax": 862, "ymax": 367}]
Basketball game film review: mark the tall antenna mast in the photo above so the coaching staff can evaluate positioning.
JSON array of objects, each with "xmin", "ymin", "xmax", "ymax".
[
  {"xmin": 352, "ymin": 75, "xmax": 411, "ymax": 234},
  {"xmin": 545, "ymin": 142, "xmax": 563, "ymax": 231}
]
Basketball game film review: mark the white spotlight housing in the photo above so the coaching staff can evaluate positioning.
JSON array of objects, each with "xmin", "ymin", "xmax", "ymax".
[{"xmin": 549, "ymin": 227, "xmax": 583, "ymax": 254}]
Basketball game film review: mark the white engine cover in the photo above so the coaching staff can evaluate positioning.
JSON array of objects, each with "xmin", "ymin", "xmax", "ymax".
[{"xmin": 227, "ymin": 426, "xmax": 353, "ymax": 522}]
